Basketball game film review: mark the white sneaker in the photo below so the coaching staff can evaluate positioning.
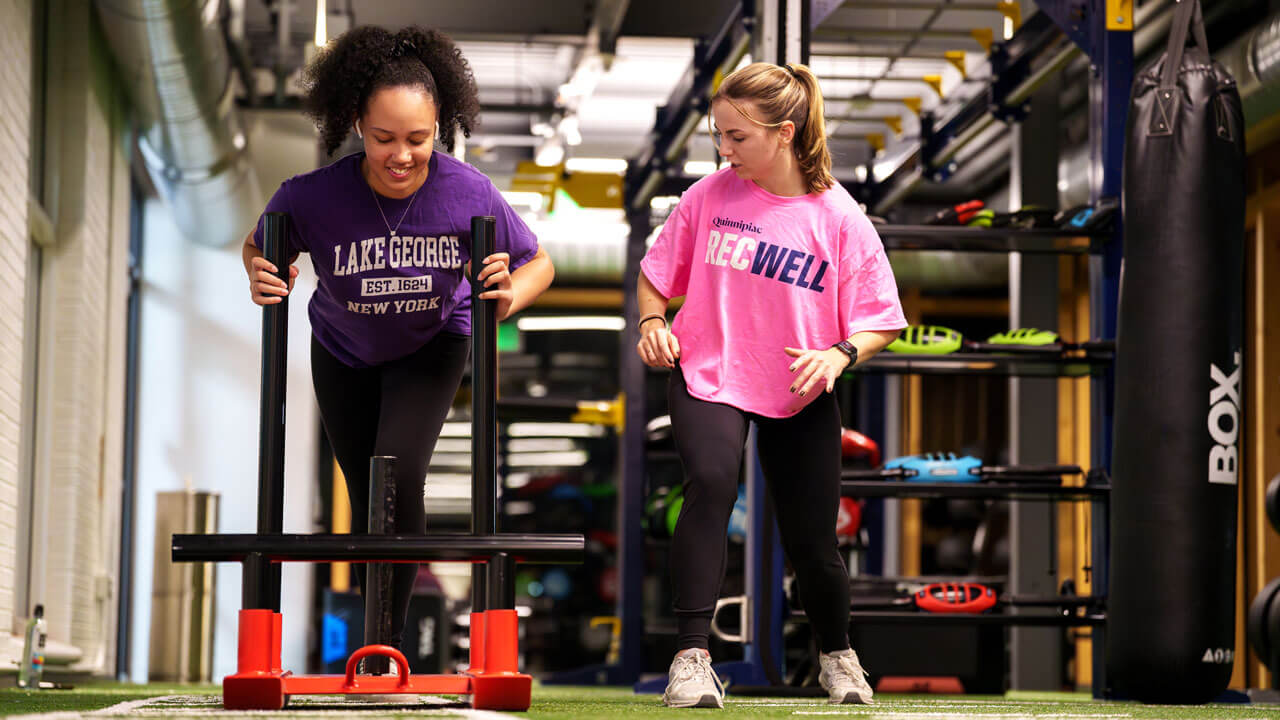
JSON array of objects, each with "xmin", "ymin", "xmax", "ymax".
[
  {"xmin": 662, "ymin": 649, "xmax": 725, "ymax": 708},
  {"xmin": 354, "ymin": 658, "xmax": 420, "ymax": 705},
  {"xmin": 818, "ymin": 648, "xmax": 874, "ymax": 705}
]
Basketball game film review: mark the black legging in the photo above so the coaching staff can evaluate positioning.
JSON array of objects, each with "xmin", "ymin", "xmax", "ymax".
[
  {"xmin": 668, "ymin": 364, "xmax": 851, "ymax": 654},
  {"xmin": 310, "ymin": 332, "xmax": 470, "ymax": 649}
]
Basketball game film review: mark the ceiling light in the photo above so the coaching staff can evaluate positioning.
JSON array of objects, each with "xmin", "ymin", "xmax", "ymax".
[
  {"xmin": 502, "ymin": 191, "xmax": 545, "ymax": 211},
  {"xmin": 507, "ymin": 451, "xmax": 589, "ymax": 468},
  {"xmin": 507, "ymin": 423, "xmax": 606, "ymax": 438},
  {"xmin": 535, "ymin": 139, "xmax": 565, "ymax": 167},
  {"xmin": 314, "ymin": 0, "xmax": 326, "ymax": 46},
  {"xmin": 507, "ymin": 438, "xmax": 577, "ymax": 453},
  {"xmin": 684, "ymin": 160, "xmax": 719, "ymax": 176},
  {"xmin": 560, "ymin": 115, "xmax": 582, "ymax": 146},
  {"xmin": 565, "ymin": 157, "xmax": 627, "ymax": 174},
  {"xmin": 516, "ymin": 316, "xmax": 625, "ymax": 332}
]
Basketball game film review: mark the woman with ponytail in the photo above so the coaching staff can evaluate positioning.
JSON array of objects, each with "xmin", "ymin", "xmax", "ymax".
[
  {"xmin": 241, "ymin": 26, "xmax": 554, "ymax": 688},
  {"xmin": 636, "ymin": 62, "xmax": 905, "ymax": 708}
]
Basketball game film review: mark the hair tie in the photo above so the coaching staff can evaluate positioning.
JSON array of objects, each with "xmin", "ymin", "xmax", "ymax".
[{"xmin": 779, "ymin": 63, "xmax": 799, "ymax": 79}]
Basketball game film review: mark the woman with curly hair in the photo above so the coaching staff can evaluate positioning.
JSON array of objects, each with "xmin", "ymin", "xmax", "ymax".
[
  {"xmin": 636, "ymin": 62, "xmax": 905, "ymax": 708},
  {"xmin": 242, "ymin": 25, "xmax": 554, "ymax": 676}
]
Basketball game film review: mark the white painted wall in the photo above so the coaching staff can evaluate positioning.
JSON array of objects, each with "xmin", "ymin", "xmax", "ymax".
[
  {"xmin": 129, "ymin": 110, "xmax": 324, "ymax": 682},
  {"xmin": 0, "ymin": 0, "xmax": 32, "ymax": 646}
]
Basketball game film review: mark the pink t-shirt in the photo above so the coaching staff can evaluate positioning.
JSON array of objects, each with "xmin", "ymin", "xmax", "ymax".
[{"xmin": 641, "ymin": 169, "xmax": 907, "ymax": 418}]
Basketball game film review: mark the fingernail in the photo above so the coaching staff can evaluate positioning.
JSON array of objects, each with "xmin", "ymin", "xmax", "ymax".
[
  {"xmin": 799, "ymin": 391, "xmax": 806, "ymax": 396},
  {"xmin": 789, "ymin": 387, "xmax": 795, "ymax": 393},
  {"xmin": 789, "ymin": 365, "xmax": 796, "ymax": 371}
]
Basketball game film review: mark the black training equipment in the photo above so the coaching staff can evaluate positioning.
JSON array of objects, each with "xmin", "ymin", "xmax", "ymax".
[
  {"xmin": 363, "ymin": 456, "xmax": 396, "ymax": 674},
  {"xmin": 255, "ymin": 212, "xmax": 290, "ymax": 612},
  {"xmin": 174, "ymin": 212, "xmax": 583, "ymax": 622},
  {"xmin": 1247, "ymin": 578, "xmax": 1280, "ymax": 685},
  {"xmin": 1265, "ymin": 474, "xmax": 1280, "ymax": 534},
  {"xmin": 1110, "ymin": 0, "xmax": 1245, "ymax": 704}
]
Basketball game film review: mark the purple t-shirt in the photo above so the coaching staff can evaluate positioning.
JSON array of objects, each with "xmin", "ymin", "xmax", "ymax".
[{"xmin": 253, "ymin": 152, "xmax": 539, "ymax": 368}]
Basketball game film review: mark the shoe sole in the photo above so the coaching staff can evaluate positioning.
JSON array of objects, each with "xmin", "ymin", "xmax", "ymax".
[
  {"xmin": 829, "ymin": 691, "xmax": 873, "ymax": 705},
  {"xmin": 663, "ymin": 693, "xmax": 724, "ymax": 708}
]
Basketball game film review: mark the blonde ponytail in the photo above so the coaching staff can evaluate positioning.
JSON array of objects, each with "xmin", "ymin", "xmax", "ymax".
[{"xmin": 712, "ymin": 62, "xmax": 835, "ymax": 194}]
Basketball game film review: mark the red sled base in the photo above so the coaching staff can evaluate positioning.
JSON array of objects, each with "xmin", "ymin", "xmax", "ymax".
[{"xmin": 223, "ymin": 609, "xmax": 530, "ymax": 711}]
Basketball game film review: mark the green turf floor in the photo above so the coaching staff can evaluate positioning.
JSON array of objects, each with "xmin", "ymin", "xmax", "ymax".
[
  {"xmin": 2, "ymin": 683, "xmax": 1277, "ymax": 719},
  {"xmin": 0, "ymin": 683, "xmax": 219, "ymax": 717}
]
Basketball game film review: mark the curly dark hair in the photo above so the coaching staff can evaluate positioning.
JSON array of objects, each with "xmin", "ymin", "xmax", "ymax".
[{"xmin": 302, "ymin": 25, "xmax": 481, "ymax": 156}]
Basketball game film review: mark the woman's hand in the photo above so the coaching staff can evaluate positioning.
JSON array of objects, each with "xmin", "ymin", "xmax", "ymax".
[
  {"xmin": 475, "ymin": 252, "xmax": 515, "ymax": 319},
  {"xmin": 637, "ymin": 319, "xmax": 681, "ymax": 369},
  {"xmin": 248, "ymin": 256, "xmax": 298, "ymax": 305},
  {"xmin": 784, "ymin": 346, "xmax": 851, "ymax": 396}
]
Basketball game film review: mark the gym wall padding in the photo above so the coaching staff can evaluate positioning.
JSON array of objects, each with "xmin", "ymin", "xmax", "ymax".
[{"xmin": 1110, "ymin": 0, "xmax": 1246, "ymax": 704}]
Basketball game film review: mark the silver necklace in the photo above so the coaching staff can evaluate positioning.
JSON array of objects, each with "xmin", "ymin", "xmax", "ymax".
[{"xmin": 369, "ymin": 178, "xmax": 423, "ymax": 238}]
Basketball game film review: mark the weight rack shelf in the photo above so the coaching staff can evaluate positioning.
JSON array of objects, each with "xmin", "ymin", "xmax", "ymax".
[
  {"xmin": 855, "ymin": 350, "xmax": 1113, "ymax": 377},
  {"xmin": 840, "ymin": 480, "xmax": 1109, "ymax": 501},
  {"xmin": 876, "ymin": 225, "xmax": 1107, "ymax": 254},
  {"xmin": 840, "ymin": 611, "xmax": 1106, "ymax": 627}
]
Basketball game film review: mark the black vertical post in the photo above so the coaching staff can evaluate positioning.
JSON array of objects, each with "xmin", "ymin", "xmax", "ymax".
[
  {"xmin": 485, "ymin": 553, "xmax": 515, "ymax": 611},
  {"xmin": 615, "ymin": 203, "xmax": 649, "ymax": 682},
  {"xmin": 255, "ymin": 212, "xmax": 290, "ymax": 611},
  {"xmin": 242, "ymin": 553, "xmax": 270, "ymax": 609},
  {"xmin": 470, "ymin": 216, "xmax": 498, "ymax": 612},
  {"xmin": 1089, "ymin": 5, "xmax": 1131, "ymax": 700},
  {"xmin": 364, "ymin": 456, "xmax": 396, "ymax": 673}
]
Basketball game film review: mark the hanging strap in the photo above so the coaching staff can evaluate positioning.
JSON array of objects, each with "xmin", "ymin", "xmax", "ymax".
[
  {"xmin": 1151, "ymin": 0, "xmax": 1209, "ymax": 136},
  {"xmin": 1161, "ymin": 0, "xmax": 1209, "ymax": 88}
]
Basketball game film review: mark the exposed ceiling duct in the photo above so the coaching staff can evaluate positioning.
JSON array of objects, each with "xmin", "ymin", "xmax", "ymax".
[
  {"xmin": 531, "ymin": 206, "xmax": 1011, "ymax": 292},
  {"xmin": 1214, "ymin": 5, "xmax": 1280, "ymax": 147},
  {"xmin": 96, "ymin": 0, "xmax": 261, "ymax": 247}
]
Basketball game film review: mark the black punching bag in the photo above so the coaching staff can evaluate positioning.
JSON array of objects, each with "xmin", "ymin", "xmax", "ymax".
[{"xmin": 1110, "ymin": 0, "xmax": 1244, "ymax": 704}]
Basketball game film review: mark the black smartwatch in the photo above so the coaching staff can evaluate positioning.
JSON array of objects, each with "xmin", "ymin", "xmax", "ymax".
[{"xmin": 832, "ymin": 340, "xmax": 858, "ymax": 366}]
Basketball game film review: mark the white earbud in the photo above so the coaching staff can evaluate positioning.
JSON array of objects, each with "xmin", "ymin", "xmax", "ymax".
[{"xmin": 355, "ymin": 120, "xmax": 363, "ymax": 139}]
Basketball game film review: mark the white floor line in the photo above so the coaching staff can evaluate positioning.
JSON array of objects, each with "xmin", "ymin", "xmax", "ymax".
[
  {"xmin": 4, "ymin": 694, "xmax": 520, "ymax": 720},
  {"xmin": 3, "ymin": 695, "xmax": 187, "ymax": 720},
  {"xmin": 788, "ymin": 707, "xmax": 1141, "ymax": 712}
]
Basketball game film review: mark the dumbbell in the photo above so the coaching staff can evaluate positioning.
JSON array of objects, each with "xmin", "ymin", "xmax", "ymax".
[
  {"xmin": 841, "ymin": 428, "xmax": 881, "ymax": 467},
  {"xmin": 645, "ymin": 485, "xmax": 675, "ymax": 539},
  {"xmin": 1266, "ymin": 474, "xmax": 1280, "ymax": 534},
  {"xmin": 1247, "ymin": 577, "xmax": 1280, "ymax": 687}
]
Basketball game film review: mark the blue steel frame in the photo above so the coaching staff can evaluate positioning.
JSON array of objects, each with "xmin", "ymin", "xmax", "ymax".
[{"xmin": 1040, "ymin": 0, "xmax": 1131, "ymax": 699}]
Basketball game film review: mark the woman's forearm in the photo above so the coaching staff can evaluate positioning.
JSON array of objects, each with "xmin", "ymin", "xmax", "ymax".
[
  {"xmin": 242, "ymin": 232, "xmax": 263, "ymax": 276},
  {"xmin": 845, "ymin": 329, "xmax": 900, "ymax": 367},
  {"xmin": 637, "ymin": 271, "xmax": 670, "ymax": 326},
  {"xmin": 505, "ymin": 247, "xmax": 555, "ymax": 319}
]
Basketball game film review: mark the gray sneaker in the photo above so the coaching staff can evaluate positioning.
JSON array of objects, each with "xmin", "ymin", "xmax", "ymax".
[
  {"xmin": 818, "ymin": 648, "xmax": 874, "ymax": 704},
  {"xmin": 662, "ymin": 650, "xmax": 725, "ymax": 708}
]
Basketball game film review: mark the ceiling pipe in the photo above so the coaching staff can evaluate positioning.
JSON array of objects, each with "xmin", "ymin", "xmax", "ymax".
[
  {"xmin": 555, "ymin": 1, "xmax": 1275, "ymax": 290},
  {"xmin": 95, "ymin": 0, "xmax": 261, "ymax": 247}
]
